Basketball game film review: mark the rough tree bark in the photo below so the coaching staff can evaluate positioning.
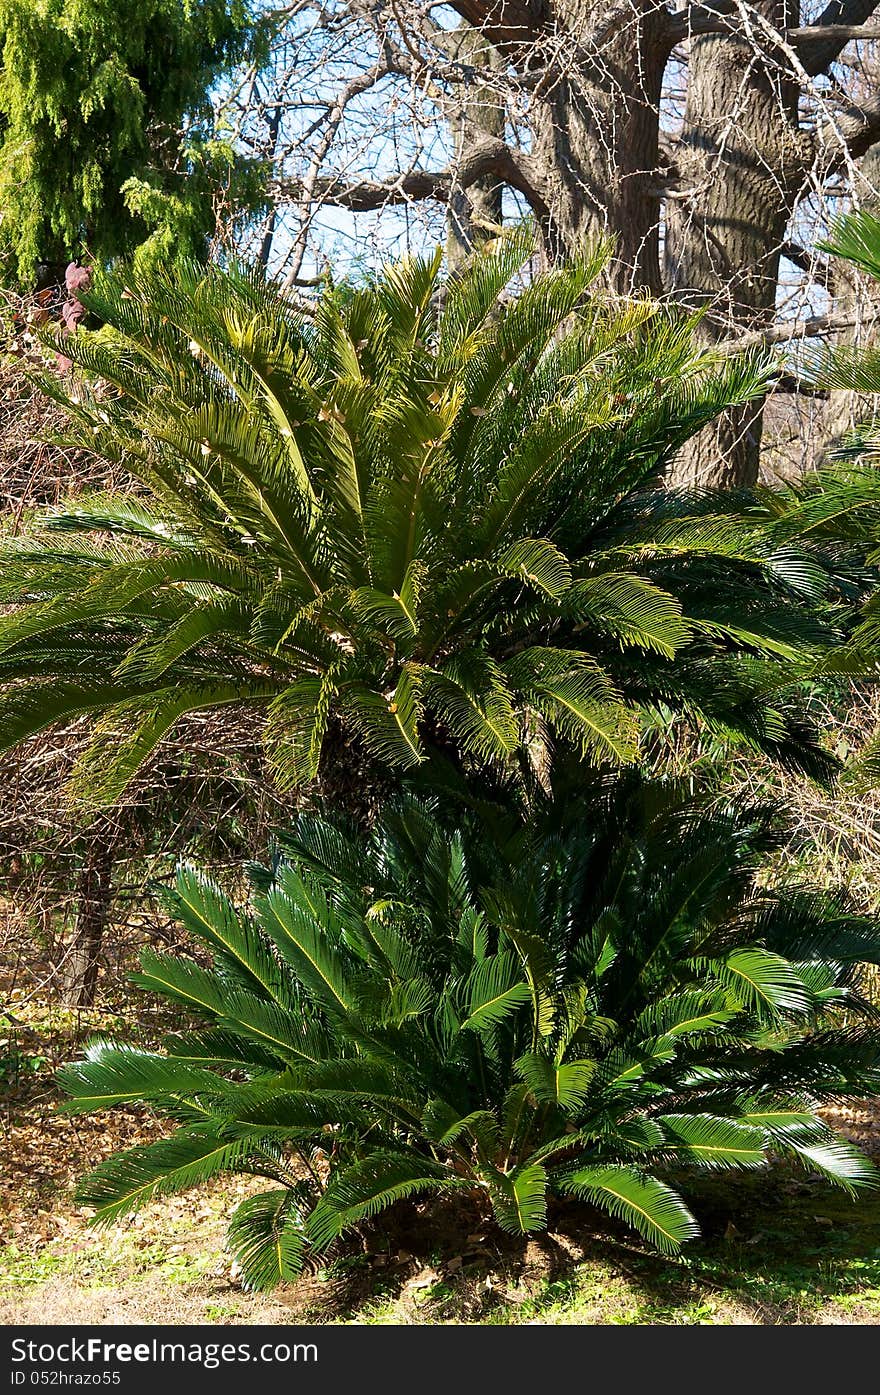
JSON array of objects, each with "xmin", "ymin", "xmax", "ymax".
[
  {"xmin": 527, "ymin": 5, "xmax": 668, "ymax": 292},
  {"xmin": 665, "ymin": 0, "xmax": 807, "ymax": 485}
]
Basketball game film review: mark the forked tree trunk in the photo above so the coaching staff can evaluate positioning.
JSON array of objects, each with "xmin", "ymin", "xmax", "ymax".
[{"xmin": 445, "ymin": 0, "xmax": 822, "ymax": 487}]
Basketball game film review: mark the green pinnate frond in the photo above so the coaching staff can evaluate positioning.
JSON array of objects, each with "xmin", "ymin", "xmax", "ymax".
[
  {"xmin": 438, "ymin": 224, "xmax": 536, "ymax": 354},
  {"xmin": 114, "ymin": 599, "xmax": 252, "ymax": 681},
  {"xmin": 164, "ymin": 1030, "xmax": 285, "ymax": 1072},
  {"xmin": 217, "ymin": 992, "xmax": 332, "ymax": 1064},
  {"xmin": 657, "ymin": 1113, "xmax": 767, "ymax": 1170},
  {"xmin": 559, "ymin": 1166, "xmax": 700, "ymax": 1254},
  {"xmin": 264, "ymin": 673, "xmax": 338, "ymax": 791},
  {"xmin": 77, "ymin": 1132, "xmax": 273, "ymax": 1225},
  {"xmin": 486, "ymin": 1163, "xmax": 549, "ymax": 1234},
  {"xmin": 635, "ymin": 989, "xmax": 739, "ymax": 1042},
  {"xmin": 460, "ymin": 954, "xmax": 531, "ymax": 1032},
  {"xmin": 784, "ymin": 1133, "xmax": 879, "ymax": 1194},
  {"xmin": 67, "ymin": 682, "xmax": 274, "ymax": 806},
  {"xmin": 132, "ymin": 950, "xmax": 227, "ymax": 1019},
  {"xmin": 495, "ymin": 538, "xmax": 573, "ymax": 599},
  {"xmin": 349, "ymin": 561, "xmax": 425, "ymax": 642},
  {"xmin": 711, "ymin": 948, "xmax": 811, "ymax": 1019},
  {"xmin": 227, "ymin": 1189, "xmax": 309, "ymax": 1291},
  {"xmin": 424, "ymin": 657, "xmax": 519, "ymax": 763},
  {"xmin": 256, "ymin": 874, "xmax": 358, "ymax": 1017},
  {"xmin": 422, "ymin": 1101, "xmax": 501, "ymax": 1155},
  {"xmin": 59, "ymin": 1046, "xmax": 225, "ymax": 1113},
  {"xmin": 532, "ymin": 671, "xmax": 640, "ymax": 765},
  {"xmin": 163, "ymin": 865, "xmax": 286, "ymax": 1004},
  {"xmin": 515, "ymin": 1052, "xmax": 597, "ymax": 1111},
  {"xmin": 343, "ymin": 668, "xmax": 424, "ymax": 770},
  {"xmin": 564, "ymin": 573, "xmax": 689, "ymax": 658},
  {"xmin": 306, "ymin": 1151, "xmax": 452, "ymax": 1252},
  {"xmin": 818, "ymin": 208, "xmax": 880, "ymax": 282},
  {"xmin": 457, "ymin": 905, "xmax": 490, "ymax": 963}
]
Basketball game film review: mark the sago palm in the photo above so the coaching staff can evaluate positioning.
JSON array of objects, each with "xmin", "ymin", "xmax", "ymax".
[
  {"xmin": 0, "ymin": 237, "xmax": 842, "ymax": 802},
  {"xmin": 61, "ymin": 785, "xmax": 880, "ymax": 1288}
]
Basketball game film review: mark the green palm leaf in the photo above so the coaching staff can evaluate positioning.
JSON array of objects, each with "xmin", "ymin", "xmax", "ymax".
[
  {"xmin": 657, "ymin": 1113, "xmax": 767, "ymax": 1170},
  {"xmin": 59, "ymin": 1046, "xmax": 224, "ymax": 1112},
  {"xmin": 77, "ymin": 1132, "xmax": 275, "ymax": 1225},
  {"xmin": 164, "ymin": 865, "xmax": 285, "ymax": 1004},
  {"xmin": 227, "ymin": 1189, "xmax": 309, "ymax": 1291},
  {"xmin": 460, "ymin": 955, "xmax": 531, "ymax": 1032},
  {"xmin": 515, "ymin": 1052, "xmax": 597, "ymax": 1111},
  {"xmin": 559, "ymin": 1166, "xmax": 700, "ymax": 1254},
  {"xmin": 306, "ymin": 1151, "xmax": 452, "ymax": 1251},
  {"xmin": 486, "ymin": 1163, "xmax": 549, "ymax": 1234},
  {"xmin": 713, "ymin": 949, "xmax": 811, "ymax": 1019}
]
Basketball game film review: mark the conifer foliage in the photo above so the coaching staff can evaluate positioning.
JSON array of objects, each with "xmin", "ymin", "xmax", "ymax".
[{"xmin": 0, "ymin": 0, "xmax": 257, "ymax": 283}]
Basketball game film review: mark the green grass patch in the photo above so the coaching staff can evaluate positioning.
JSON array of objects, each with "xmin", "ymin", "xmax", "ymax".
[{"xmin": 0, "ymin": 1235, "xmax": 213, "ymax": 1295}]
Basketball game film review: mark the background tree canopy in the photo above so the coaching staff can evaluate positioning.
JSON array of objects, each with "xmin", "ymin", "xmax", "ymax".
[{"xmin": 0, "ymin": 0, "xmax": 260, "ymax": 282}]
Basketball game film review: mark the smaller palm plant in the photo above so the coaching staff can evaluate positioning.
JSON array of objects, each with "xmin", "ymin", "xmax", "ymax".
[
  {"xmin": 0, "ymin": 236, "xmax": 842, "ymax": 804},
  {"xmin": 61, "ymin": 786, "xmax": 880, "ymax": 1288}
]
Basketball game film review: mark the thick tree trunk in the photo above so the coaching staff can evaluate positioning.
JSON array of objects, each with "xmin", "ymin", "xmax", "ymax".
[
  {"xmin": 498, "ymin": 0, "xmax": 811, "ymax": 487},
  {"xmin": 62, "ymin": 831, "xmax": 115, "ymax": 1008},
  {"xmin": 664, "ymin": 0, "xmax": 808, "ymax": 486},
  {"xmin": 441, "ymin": 0, "xmax": 830, "ymax": 486},
  {"xmin": 530, "ymin": 6, "xmax": 667, "ymax": 292}
]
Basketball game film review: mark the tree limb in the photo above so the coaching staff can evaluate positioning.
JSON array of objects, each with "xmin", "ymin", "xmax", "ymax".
[
  {"xmin": 435, "ymin": 0, "xmax": 545, "ymax": 50},
  {"xmin": 768, "ymin": 371, "xmax": 830, "ymax": 397},
  {"xmin": 270, "ymin": 136, "xmax": 550, "ymax": 216},
  {"xmin": 824, "ymin": 91, "xmax": 880, "ymax": 162},
  {"xmin": 780, "ymin": 240, "xmax": 834, "ymax": 286},
  {"xmin": 720, "ymin": 314, "xmax": 858, "ymax": 354},
  {"xmin": 663, "ymin": 0, "xmax": 880, "ymax": 73},
  {"xmin": 796, "ymin": 0, "xmax": 880, "ymax": 76}
]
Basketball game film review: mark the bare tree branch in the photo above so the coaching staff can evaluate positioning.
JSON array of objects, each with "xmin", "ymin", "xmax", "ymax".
[
  {"xmin": 722, "ymin": 314, "xmax": 858, "ymax": 353},
  {"xmin": 436, "ymin": 0, "xmax": 545, "ymax": 50},
  {"xmin": 826, "ymin": 91, "xmax": 880, "ymax": 161},
  {"xmin": 270, "ymin": 135, "xmax": 550, "ymax": 215},
  {"xmin": 798, "ymin": 0, "xmax": 880, "ymax": 76},
  {"xmin": 663, "ymin": 0, "xmax": 880, "ymax": 72},
  {"xmin": 769, "ymin": 371, "xmax": 830, "ymax": 397},
  {"xmin": 780, "ymin": 240, "xmax": 833, "ymax": 286}
]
